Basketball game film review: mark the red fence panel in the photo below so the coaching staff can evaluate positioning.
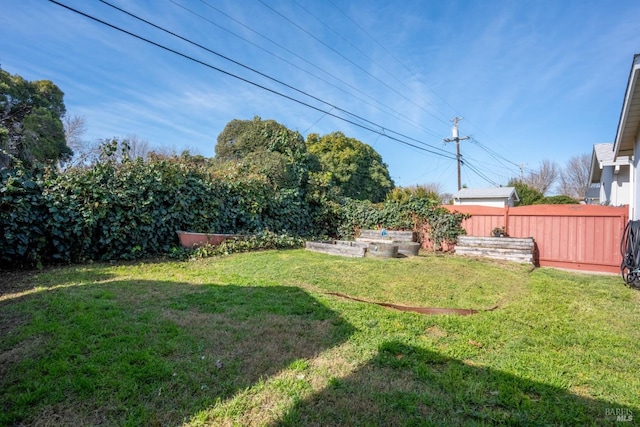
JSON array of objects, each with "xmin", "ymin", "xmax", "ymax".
[
  {"xmin": 443, "ymin": 205, "xmax": 507, "ymax": 237},
  {"xmin": 443, "ymin": 204, "xmax": 628, "ymax": 273}
]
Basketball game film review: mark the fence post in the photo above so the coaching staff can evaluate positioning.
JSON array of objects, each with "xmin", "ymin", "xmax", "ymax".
[{"xmin": 504, "ymin": 206, "xmax": 510, "ymax": 236}]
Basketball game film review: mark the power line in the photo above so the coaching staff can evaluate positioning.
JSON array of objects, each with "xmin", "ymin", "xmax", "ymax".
[
  {"xmin": 171, "ymin": 0, "xmax": 443, "ymax": 139},
  {"xmin": 470, "ymin": 140, "xmax": 522, "ymax": 177},
  {"xmin": 463, "ymin": 159, "xmax": 501, "ymax": 187},
  {"xmin": 323, "ymin": 1, "xmax": 529, "ymax": 181},
  {"xmin": 323, "ymin": 1, "xmax": 524, "ymax": 186},
  {"xmin": 189, "ymin": 0, "xmax": 446, "ymax": 140},
  {"xmin": 99, "ymin": 0, "xmax": 378, "ymax": 134},
  {"xmin": 289, "ymin": 0, "xmax": 451, "ymax": 128},
  {"xmin": 257, "ymin": 0, "xmax": 451, "ymax": 129},
  {"xmin": 192, "ymin": 0, "xmax": 511, "ymax": 187},
  {"xmin": 326, "ymin": 0, "xmax": 458, "ymax": 123},
  {"xmin": 103, "ymin": 0, "xmax": 455, "ymax": 158},
  {"xmin": 303, "ymin": 109, "xmax": 332, "ymax": 134},
  {"xmin": 48, "ymin": 0, "xmax": 458, "ymax": 162}
]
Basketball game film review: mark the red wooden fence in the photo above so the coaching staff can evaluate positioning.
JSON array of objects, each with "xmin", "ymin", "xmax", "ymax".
[{"xmin": 442, "ymin": 204, "xmax": 629, "ymax": 273}]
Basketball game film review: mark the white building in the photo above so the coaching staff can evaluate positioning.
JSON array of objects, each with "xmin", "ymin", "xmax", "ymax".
[
  {"xmin": 612, "ymin": 54, "xmax": 640, "ymax": 219},
  {"xmin": 453, "ymin": 187, "xmax": 519, "ymax": 208},
  {"xmin": 588, "ymin": 142, "xmax": 631, "ymax": 206}
]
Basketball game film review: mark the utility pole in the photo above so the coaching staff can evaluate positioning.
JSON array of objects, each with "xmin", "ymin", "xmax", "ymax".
[
  {"xmin": 443, "ymin": 117, "xmax": 470, "ymax": 191},
  {"xmin": 518, "ymin": 163, "xmax": 528, "ymax": 181}
]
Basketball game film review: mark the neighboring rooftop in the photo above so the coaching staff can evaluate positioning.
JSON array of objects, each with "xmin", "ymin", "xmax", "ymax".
[
  {"xmin": 590, "ymin": 142, "xmax": 632, "ymax": 183},
  {"xmin": 453, "ymin": 187, "xmax": 519, "ymax": 200}
]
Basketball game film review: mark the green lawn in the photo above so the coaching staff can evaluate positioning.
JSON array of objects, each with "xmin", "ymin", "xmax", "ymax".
[{"xmin": 1, "ymin": 250, "xmax": 638, "ymax": 426}]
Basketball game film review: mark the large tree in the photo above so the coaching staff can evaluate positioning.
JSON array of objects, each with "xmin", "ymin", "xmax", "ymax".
[
  {"xmin": 0, "ymin": 67, "xmax": 72, "ymax": 168},
  {"xmin": 216, "ymin": 116, "xmax": 306, "ymax": 161},
  {"xmin": 215, "ymin": 116, "xmax": 310, "ymax": 189},
  {"xmin": 306, "ymin": 131, "xmax": 394, "ymax": 202}
]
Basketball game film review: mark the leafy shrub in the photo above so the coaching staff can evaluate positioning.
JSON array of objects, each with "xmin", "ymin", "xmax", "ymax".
[
  {"xmin": 1, "ymin": 144, "xmax": 465, "ymax": 267},
  {"xmin": 0, "ymin": 166, "xmax": 50, "ymax": 267},
  {"xmin": 534, "ymin": 195, "xmax": 579, "ymax": 204},
  {"xmin": 385, "ymin": 185, "xmax": 440, "ymax": 204},
  {"xmin": 189, "ymin": 231, "xmax": 305, "ymax": 259},
  {"xmin": 0, "ymin": 154, "xmax": 309, "ymax": 267}
]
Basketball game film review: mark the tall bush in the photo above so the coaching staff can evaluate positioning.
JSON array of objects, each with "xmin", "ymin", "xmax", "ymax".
[
  {"xmin": 0, "ymin": 145, "xmax": 328, "ymax": 267},
  {"xmin": 1, "ymin": 146, "xmax": 465, "ymax": 267},
  {"xmin": 0, "ymin": 165, "xmax": 50, "ymax": 266}
]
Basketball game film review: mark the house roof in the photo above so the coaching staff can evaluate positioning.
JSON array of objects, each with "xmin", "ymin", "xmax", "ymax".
[
  {"xmin": 594, "ymin": 143, "xmax": 615, "ymax": 163},
  {"xmin": 453, "ymin": 187, "xmax": 519, "ymax": 201},
  {"xmin": 613, "ymin": 54, "xmax": 640, "ymax": 159},
  {"xmin": 589, "ymin": 143, "xmax": 631, "ymax": 183}
]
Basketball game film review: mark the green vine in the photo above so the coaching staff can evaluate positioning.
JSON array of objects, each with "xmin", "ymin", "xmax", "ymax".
[{"xmin": 337, "ymin": 196, "xmax": 468, "ymax": 249}]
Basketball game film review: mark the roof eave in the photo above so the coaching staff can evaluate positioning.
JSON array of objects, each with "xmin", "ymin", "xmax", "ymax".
[
  {"xmin": 613, "ymin": 54, "xmax": 640, "ymax": 159},
  {"xmin": 589, "ymin": 146, "xmax": 601, "ymax": 184}
]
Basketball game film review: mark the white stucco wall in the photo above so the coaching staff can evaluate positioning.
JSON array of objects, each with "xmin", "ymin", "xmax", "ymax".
[
  {"xmin": 632, "ymin": 135, "xmax": 640, "ymax": 219},
  {"xmin": 614, "ymin": 167, "xmax": 631, "ymax": 206},
  {"xmin": 455, "ymin": 198, "xmax": 513, "ymax": 208},
  {"xmin": 600, "ymin": 165, "xmax": 631, "ymax": 206}
]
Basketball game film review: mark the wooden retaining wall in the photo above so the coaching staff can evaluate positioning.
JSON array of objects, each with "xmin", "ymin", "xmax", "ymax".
[
  {"xmin": 305, "ymin": 241, "xmax": 366, "ymax": 258},
  {"xmin": 455, "ymin": 236, "xmax": 535, "ymax": 264},
  {"xmin": 306, "ymin": 231, "xmax": 420, "ymax": 258}
]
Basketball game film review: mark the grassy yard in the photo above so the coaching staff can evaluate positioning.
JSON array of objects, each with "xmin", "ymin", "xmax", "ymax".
[{"xmin": 1, "ymin": 250, "xmax": 638, "ymax": 426}]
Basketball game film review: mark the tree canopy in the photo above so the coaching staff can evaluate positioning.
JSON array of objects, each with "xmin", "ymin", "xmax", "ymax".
[
  {"xmin": 508, "ymin": 179, "xmax": 544, "ymax": 206},
  {"xmin": 0, "ymin": 67, "xmax": 72, "ymax": 168},
  {"xmin": 216, "ymin": 116, "xmax": 306, "ymax": 161},
  {"xmin": 214, "ymin": 116, "xmax": 310, "ymax": 189},
  {"xmin": 306, "ymin": 131, "xmax": 394, "ymax": 203},
  {"xmin": 524, "ymin": 160, "xmax": 560, "ymax": 195},
  {"xmin": 386, "ymin": 184, "xmax": 441, "ymax": 204}
]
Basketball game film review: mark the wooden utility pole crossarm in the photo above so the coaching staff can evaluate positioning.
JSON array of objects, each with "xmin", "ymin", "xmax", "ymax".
[{"xmin": 443, "ymin": 117, "xmax": 470, "ymax": 191}]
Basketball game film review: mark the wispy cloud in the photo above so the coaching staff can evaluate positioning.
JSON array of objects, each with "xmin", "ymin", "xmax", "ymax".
[{"xmin": 3, "ymin": 0, "xmax": 640, "ymax": 191}]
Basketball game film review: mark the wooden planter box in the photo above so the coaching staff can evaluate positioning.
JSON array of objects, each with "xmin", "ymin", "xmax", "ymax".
[
  {"xmin": 176, "ymin": 231, "xmax": 238, "ymax": 248},
  {"xmin": 455, "ymin": 236, "xmax": 535, "ymax": 264}
]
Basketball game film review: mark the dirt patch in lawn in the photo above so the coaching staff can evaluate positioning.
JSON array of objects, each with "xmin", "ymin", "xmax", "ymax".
[{"xmin": 0, "ymin": 269, "xmax": 38, "ymax": 300}]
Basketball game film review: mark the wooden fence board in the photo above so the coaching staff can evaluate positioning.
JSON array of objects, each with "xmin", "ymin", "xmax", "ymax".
[{"xmin": 441, "ymin": 204, "xmax": 628, "ymax": 273}]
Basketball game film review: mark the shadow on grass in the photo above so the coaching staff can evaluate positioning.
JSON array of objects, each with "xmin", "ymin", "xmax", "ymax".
[
  {"xmin": 1, "ymin": 279, "xmax": 636, "ymax": 426},
  {"xmin": 274, "ymin": 340, "xmax": 635, "ymax": 426},
  {"xmin": 0, "ymin": 280, "xmax": 355, "ymax": 426},
  {"xmin": 0, "ymin": 266, "xmax": 116, "ymax": 300}
]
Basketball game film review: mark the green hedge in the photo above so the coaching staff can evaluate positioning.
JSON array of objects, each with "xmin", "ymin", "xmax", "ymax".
[
  {"xmin": 1, "ymin": 158, "xmax": 467, "ymax": 267},
  {"xmin": 0, "ymin": 156, "xmax": 318, "ymax": 267}
]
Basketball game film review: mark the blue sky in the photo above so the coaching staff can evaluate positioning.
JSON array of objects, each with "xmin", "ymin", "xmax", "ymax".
[{"xmin": 2, "ymin": 0, "xmax": 640, "ymax": 194}]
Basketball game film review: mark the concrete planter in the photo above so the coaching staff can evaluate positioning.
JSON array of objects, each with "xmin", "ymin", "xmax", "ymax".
[
  {"xmin": 176, "ymin": 231, "xmax": 237, "ymax": 248},
  {"xmin": 366, "ymin": 242, "xmax": 399, "ymax": 259},
  {"xmin": 397, "ymin": 242, "xmax": 421, "ymax": 256}
]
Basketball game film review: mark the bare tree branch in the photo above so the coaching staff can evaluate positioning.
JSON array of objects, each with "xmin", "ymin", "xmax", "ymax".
[
  {"xmin": 525, "ymin": 160, "xmax": 559, "ymax": 195},
  {"xmin": 559, "ymin": 154, "xmax": 590, "ymax": 199},
  {"xmin": 63, "ymin": 114, "xmax": 87, "ymax": 151}
]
